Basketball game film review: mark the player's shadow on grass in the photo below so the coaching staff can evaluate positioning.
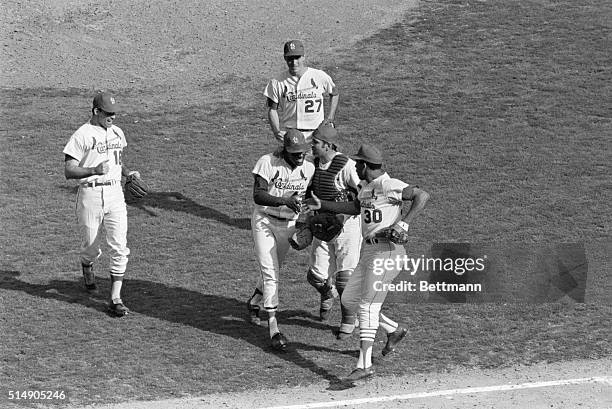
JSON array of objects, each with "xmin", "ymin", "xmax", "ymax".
[
  {"xmin": 281, "ymin": 309, "xmax": 346, "ymax": 335},
  {"xmin": 127, "ymin": 191, "xmax": 251, "ymax": 230},
  {"xmin": 0, "ymin": 270, "xmax": 355, "ymax": 390},
  {"xmin": 58, "ymin": 187, "xmax": 251, "ymax": 230}
]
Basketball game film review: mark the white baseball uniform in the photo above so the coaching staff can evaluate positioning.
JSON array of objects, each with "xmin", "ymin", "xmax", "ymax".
[
  {"xmin": 341, "ymin": 173, "xmax": 409, "ymax": 339},
  {"xmin": 264, "ymin": 67, "xmax": 336, "ymax": 138},
  {"xmin": 63, "ymin": 123, "xmax": 130, "ymax": 278},
  {"xmin": 251, "ymin": 152, "xmax": 315, "ymax": 311}
]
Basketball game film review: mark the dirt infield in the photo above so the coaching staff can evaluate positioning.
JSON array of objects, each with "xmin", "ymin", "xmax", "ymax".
[
  {"xmin": 78, "ymin": 358, "xmax": 612, "ymax": 409},
  {"xmin": 2, "ymin": 0, "xmax": 415, "ymax": 91}
]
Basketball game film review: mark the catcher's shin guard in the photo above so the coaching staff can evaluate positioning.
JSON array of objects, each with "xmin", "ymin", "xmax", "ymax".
[
  {"xmin": 335, "ymin": 270, "xmax": 356, "ymax": 326},
  {"xmin": 307, "ymin": 269, "xmax": 338, "ymax": 321},
  {"xmin": 335, "ymin": 270, "xmax": 352, "ymax": 296}
]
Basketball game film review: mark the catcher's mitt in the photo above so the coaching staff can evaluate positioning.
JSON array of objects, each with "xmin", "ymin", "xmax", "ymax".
[
  {"xmin": 309, "ymin": 213, "xmax": 344, "ymax": 242},
  {"xmin": 334, "ymin": 188, "xmax": 357, "ymax": 203},
  {"xmin": 384, "ymin": 221, "xmax": 410, "ymax": 244},
  {"xmin": 289, "ymin": 222, "xmax": 313, "ymax": 251},
  {"xmin": 124, "ymin": 174, "xmax": 148, "ymax": 200}
]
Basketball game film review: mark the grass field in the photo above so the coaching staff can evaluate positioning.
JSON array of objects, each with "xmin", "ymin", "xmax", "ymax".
[{"xmin": 1, "ymin": 0, "xmax": 611, "ymax": 407}]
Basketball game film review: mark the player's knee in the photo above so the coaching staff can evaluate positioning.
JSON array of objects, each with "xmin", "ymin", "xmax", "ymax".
[
  {"xmin": 262, "ymin": 276, "xmax": 278, "ymax": 285},
  {"xmin": 335, "ymin": 270, "xmax": 352, "ymax": 294},
  {"xmin": 341, "ymin": 297, "xmax": 358, "ymax": 312}
]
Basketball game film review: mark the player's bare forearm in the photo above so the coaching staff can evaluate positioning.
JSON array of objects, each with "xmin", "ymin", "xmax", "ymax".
[
  {"xmin": 267, "ymin": 109, "xmax": 280, "ymax": 133},
  {"xmin": 266, "ymin": 103, "xmax": 283, "ymax": 141},
  {"xmin": 64, "ymin": 156, "xmax": 108, "ymax": 179},
  {"xmin": 252, "ymin": 174, "xmax": 286, "ymax": 207},
  {"xmin": 327, "ymin": 93, "xmax": 339, "ymax": 123},
  {"xmin": 401, "ymin": 187, "xmax": 430, "ymax": 224}
]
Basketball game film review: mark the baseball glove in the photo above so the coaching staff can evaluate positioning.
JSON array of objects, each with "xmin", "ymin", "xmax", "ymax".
[
  {"xmin": 124, "ymin": 174, "xmax": 148, "ymax": 200},
  {"xmin": 309, "ymin": 213, "xmax": 344, "ymax": 242},
  {"xmin": 334, "ymin": 188, "xmax": 357, "ymax": 203},
  {"xmin": 384, "ymin": 221, "xmax": 410, "ymax": 244},
  {"xmin": 289, "ymin": 222, "xmax": 313, "ymax": 251}
]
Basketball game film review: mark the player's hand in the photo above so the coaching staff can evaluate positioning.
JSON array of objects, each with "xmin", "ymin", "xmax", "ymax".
[
  {"xmin": 94, "ymin": 159, "xmax": 110, "ymax": 175},
  {"xmin": 128, "ymin": 170, "xmax": 141, "ymax": 179},
  {"xmin": 284, "ymin": 192, "xmax": 302, "ymax": 214},
  {"xmin": 304, "ymin": 193, "xmax": 322, "ymax": 211},
  {"xmin": 321, "ymin": 118, "xmax": 335, "ymax": 128},
  {"xmin": 274, "ymin": 130, "xmax": 286, "ymax": 142}
]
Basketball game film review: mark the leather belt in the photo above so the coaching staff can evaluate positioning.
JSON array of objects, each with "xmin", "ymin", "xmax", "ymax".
[
  {"xmin": 82, "ymin": 180, "xmax": 120, "ymax": 188},
  {"xmin": 364, "ymin": 236, "xmax": 390, "ymax": 245},
  {"xmin": 265, "ymin": 213, "xmax": 294, "ymax": 222}
]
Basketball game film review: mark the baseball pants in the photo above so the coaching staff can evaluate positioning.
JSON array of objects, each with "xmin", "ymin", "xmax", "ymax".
[
  {"xmin": 76, "ymin": 185, "xmax": 129, "ymax": 277},
  {"xmin": 341, "ymin": 238, "xmax": 406, "ymax": 330},
  {"xmin": 309, "ymin": 215, "xmax": 362, "ymax": 282},
  {"xmin": 251, "ymin": 210, "xmax": 297, "ymax": 311}
]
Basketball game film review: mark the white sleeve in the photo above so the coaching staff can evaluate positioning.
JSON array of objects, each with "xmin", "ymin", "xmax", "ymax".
[
  {"xmin": 252, "ymin": 156, "xmax": 272, "ymax": 183},
  {"xmin": 323, "ymin": 71, "xmax": 336, "ymax": 94},
  {"xmin": 340, "ymin": 160, "xmax": 360, "ymax": 190},
  {"xmin": 383, "ymin": 178, "xmax": 409, "ymax": 201},
  {"xmin": 63, "ymin": 130, "xmax": 85, "ymax": 161},
  {"xmin": 263, "ymin": 79, "xmax": 279, "ymax": 103}
]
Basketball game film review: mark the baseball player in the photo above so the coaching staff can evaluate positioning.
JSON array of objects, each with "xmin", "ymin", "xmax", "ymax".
[
  {"xmin": 247, "ymin": 129, "xmax": 315, "ymax": 351},
  {"xmin": 305, "ymin": 144, "xmax": 430, "ymax": 381},
  {"xmin": 63, "ymin": 92, "xmax": 140, "ymax": 317},
  {"xmin": 264, "ymin": 40, "xmax": 338, "ymax": 142},
  {"xmin": 307, "ymin": 124, "xmax": 362, "ymax": 336}
]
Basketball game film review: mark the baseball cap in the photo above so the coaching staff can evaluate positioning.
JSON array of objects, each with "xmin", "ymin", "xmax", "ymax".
[
  {"xmin": 350, "ymin": 144, "xmax": 383, "ymax": 165},
  {"xmin": 283, "ymin": 129, "xmax": 310, "ymax": 153},
  {"xmin": 284, "ymin": 40, "xmax": 304, "ymax": 57},
  {"xmin": 92, "ymin": 92, "xmax": 118, "ymax": 112},
  {"xmin": 312, "ymin": 124, "xmax": 338, "ymax": 145}
]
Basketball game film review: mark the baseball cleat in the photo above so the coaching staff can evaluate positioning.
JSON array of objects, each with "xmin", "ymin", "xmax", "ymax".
[
  {"xmin": 270, "ymin": 332, "xmax": 288, "ymax": 352},
  {"xmin": 382, "ymin": 326, "xmax": 408, "ymax": 356},
  {"xmin": 319, "ymin": 298, "xmax": 334, "ymax": 321},
  {"xmin": 337, "ymin": 320, "xmax": 357, "ymax": 340},
  {"xmin": 82, "ymin": 263, "xmax": 97, "ymax": 292},
  {"xmin": 336, "ymin": 330, "xmax": 353, "ymax": 340},
  {"xmin": 345, "ymin": 367, "xmax": 375, "ymax": 382},
  {"xmin": 108, "ymin": 298, "xmax": 130, "ymax": 317}
]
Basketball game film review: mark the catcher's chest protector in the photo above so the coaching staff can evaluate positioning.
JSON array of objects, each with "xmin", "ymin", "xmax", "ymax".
[{"xmin": 312, "ymin": 154, "xmax": 349, "ymax": 200}]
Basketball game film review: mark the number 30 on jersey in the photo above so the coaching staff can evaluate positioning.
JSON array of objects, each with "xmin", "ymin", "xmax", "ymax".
[{"xmin": 364, "ymin": 209, "xmax": 382, "ymax": 223}]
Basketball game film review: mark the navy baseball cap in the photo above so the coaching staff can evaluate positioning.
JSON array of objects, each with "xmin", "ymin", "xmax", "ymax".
[
  {"xmin": 284, "ymin": 40, "xmax": 304, "ymax": 57},
  {"xmin": 284, "ymin": 129, "xmax": 310, "ymax": 153},
  {"xmin": 312, "ymin": 124, "xmax": 338, "ymax": 145},
  {"xmin": 351, "ymin": 144, "xmax": 383, "ymax": 165},
  {"xmin": 93, "ymin": 92, "xmax": 118, "ymax": 112}
]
